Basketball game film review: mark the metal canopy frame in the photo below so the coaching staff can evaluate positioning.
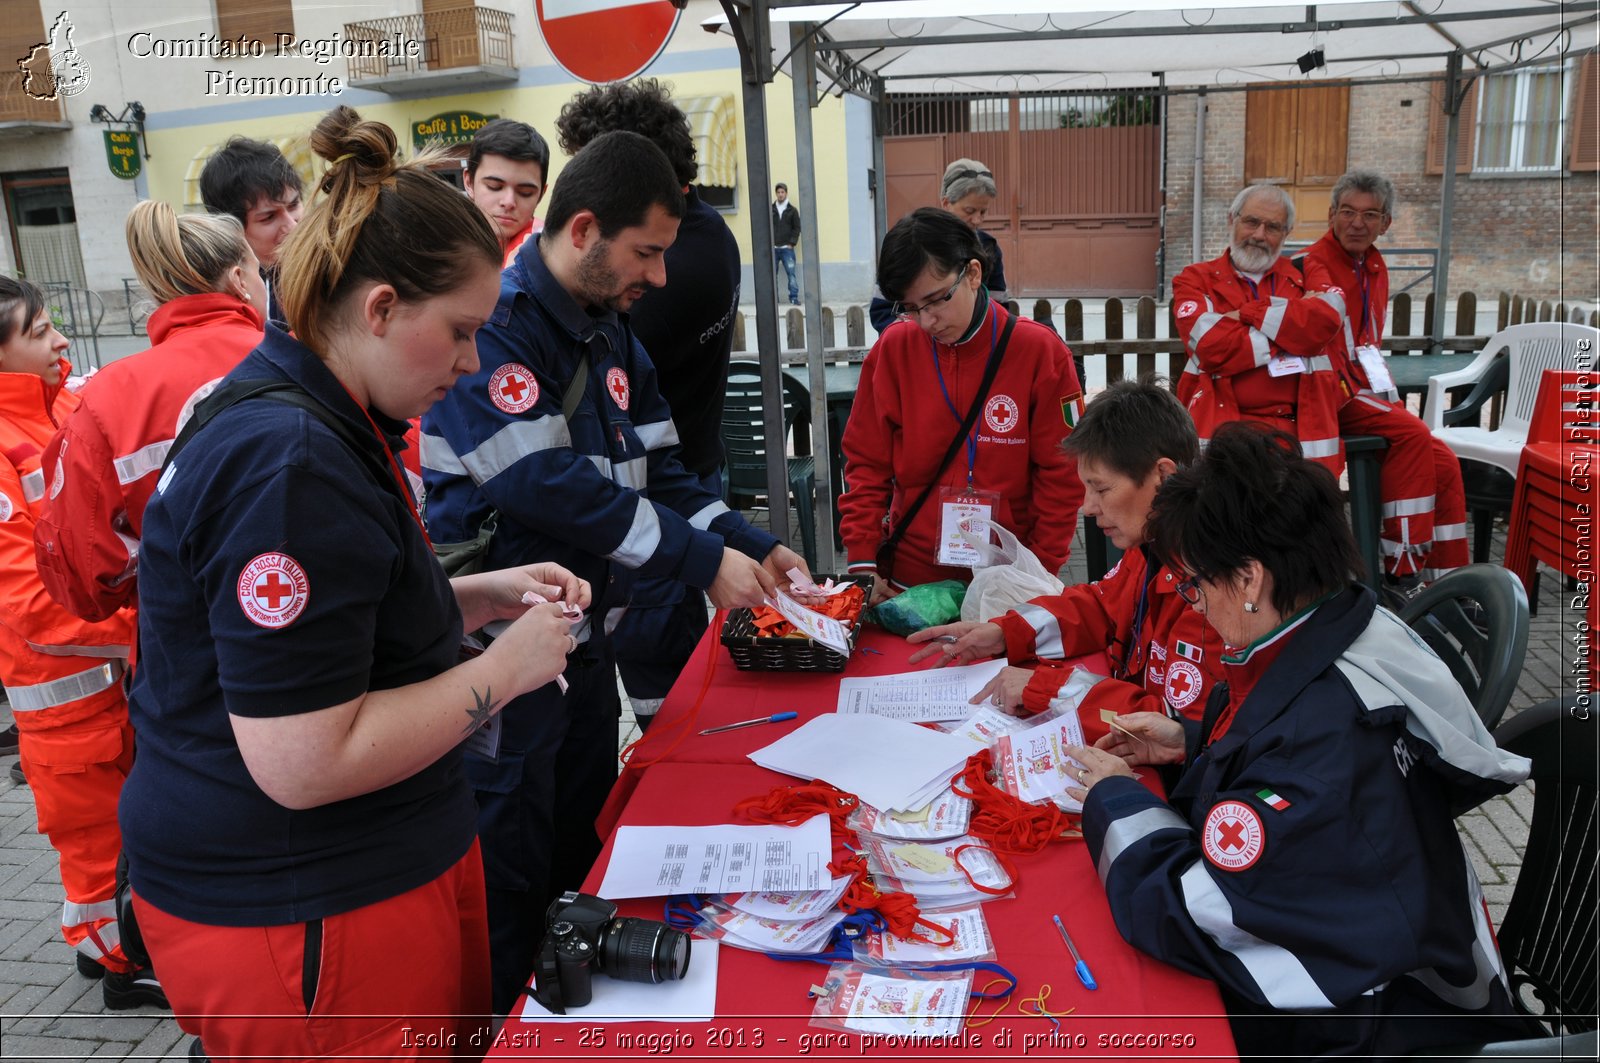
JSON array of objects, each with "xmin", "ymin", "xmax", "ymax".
[{"xmin": 712, "ymin": 0, "xmax": 1598, "ymax": 557}]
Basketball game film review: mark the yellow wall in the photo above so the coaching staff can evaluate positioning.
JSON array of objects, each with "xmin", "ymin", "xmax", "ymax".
[{"xmin": 142, "ymin": 70, "xmax": 857, "ymax": 270}]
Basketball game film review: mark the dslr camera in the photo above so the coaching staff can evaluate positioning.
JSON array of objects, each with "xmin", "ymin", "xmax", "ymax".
[{"xmin": 531, "ymin": 891, "xmax": 691, "ymax": 1014}]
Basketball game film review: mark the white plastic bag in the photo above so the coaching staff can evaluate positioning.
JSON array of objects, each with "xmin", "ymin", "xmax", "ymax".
[{"xmin": 959, "ymin": 521, "xmax": 1064, "ymax": 621}]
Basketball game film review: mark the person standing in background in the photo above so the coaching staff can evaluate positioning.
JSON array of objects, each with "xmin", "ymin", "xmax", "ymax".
[
  {"xmin": 772, "ymin": 182, "xmax": 801, "ymax": 305},
  {"xmin": 197, "ymin": 137, "xmax": 303, "ymax": 330},
  {"xmin": 555, "ymin": 79, "xmax": 741, "ymax": 731},
  {"xmin": 464, "ymin": 118, "xmax": 550, "ymax": 268}
]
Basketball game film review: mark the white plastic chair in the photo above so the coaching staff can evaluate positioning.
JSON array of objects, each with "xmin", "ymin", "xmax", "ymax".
[{"xmin": 1422, "ymin": 322, "xmax": 1598, "ymax": 476}]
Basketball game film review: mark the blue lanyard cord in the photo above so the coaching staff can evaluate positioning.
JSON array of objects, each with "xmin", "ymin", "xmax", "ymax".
[
  {"xmin": 1241, "ymin": 273, "xmax": 1278, "ymax": 302},
  {"xmin": 1355, "ymin": 260, "xmax": 1374, "ymax": 347},
  {"xmin": 1114, "ymin": 555, "xmax": 1158, "ymax": 680},
  {"xmin": 923, "ymin": 961, "xmax": 1018, "ymax": 998},
  {"xmin": 929, "ymin": 307, "xmax": 999, "ymax": 486},
  {"xmin": 664, "ymin": 896, "xmax": 709, "ymax": 930}
]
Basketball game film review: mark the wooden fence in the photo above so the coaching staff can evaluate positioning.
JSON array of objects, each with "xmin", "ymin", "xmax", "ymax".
[{"xmin": 733, "ymin": 292, "xmax": 1599, "ymax": 381}]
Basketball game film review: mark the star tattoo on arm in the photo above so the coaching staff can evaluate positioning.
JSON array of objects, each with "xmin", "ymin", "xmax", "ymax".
[{"xmin": 463, "ymin": 686, "xmax": 499, "ymax": 736}]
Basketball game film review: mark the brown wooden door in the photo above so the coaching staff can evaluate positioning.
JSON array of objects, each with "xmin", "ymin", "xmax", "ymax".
[
  {"xmin": 423, "ymin": 0, "xmax": 479, "ymax": 69},
  {"xmin": 1245, "ymin": 84, "xmax": 1350, "ymax": 241}
]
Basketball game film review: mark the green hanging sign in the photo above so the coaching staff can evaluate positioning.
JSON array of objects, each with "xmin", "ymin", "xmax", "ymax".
[
  {"xmin": 103, "ymin": 130, "xmax": 140, "ymax": 179},
  {"xmin": 412, "ymin": 110, "xmax": 498, "ymax": 152}
]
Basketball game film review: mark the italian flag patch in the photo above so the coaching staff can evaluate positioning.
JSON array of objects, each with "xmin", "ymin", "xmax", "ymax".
[
  {"xmin": 1255, "ymin": 788, "xmax": 1291, "ymax": 811},
  {"xmin": 1061, "ymin": 392, "xmax": 1085, "ymax": 428},
  {"xmin": 1175, "ymin": 639, "xmax": 1203, "ymax": 663}
]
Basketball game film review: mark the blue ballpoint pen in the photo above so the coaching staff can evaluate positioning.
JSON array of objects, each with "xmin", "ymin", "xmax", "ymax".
[
  {"xmin": 699, "ymin": 711, "xmax": 798, "ymax": 736},
  {"xmin": 1052, "ymin": 914, "xmax": 1098, "ymax": 990}
]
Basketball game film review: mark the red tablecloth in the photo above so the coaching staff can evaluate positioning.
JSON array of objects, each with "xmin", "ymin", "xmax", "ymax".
[{"xmin": 490, "ymin": 628, "xmax": 1237, "ymax": 1060}]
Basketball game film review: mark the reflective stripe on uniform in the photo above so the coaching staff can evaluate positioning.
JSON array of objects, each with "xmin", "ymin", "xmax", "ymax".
[
  {"xmin": 1011, "ymin": 602, "xmax": 1065, "ymax": 658},
  {"xmin": 1095, "ymin": 805, "xmax": 1190, "ymax": 884},
  {"xmin": 419, "ymin": 432, "xmax": 467, "ymax": 476},
  {"xmin": 445, "ymin": 416, "xmax": 573, "ymax": 485},
  {"xmin": 687, "ymin": 499, "xmax": 731, "ymax": 531},
  {"xmin": 63, "ymin": 898, "xmax": 118, "ymax": 926},
  {"xmin": 1312, "ymin": 288, "xmax": 1347, "ymax": 318},
  {"xmin": 1258, "ymin": 297, "xmax": 1288, "ymax": 341},
  {"xmin": 1434, "ymin": 522, "xmax": 1468, "ymax": 541},
  {"xmin": 1301, "ymin": 436, "xmax": 1341, "ymax": 460},
  {"xmin": 634, "ymin": 419, "xmax": 680, "ymax": 452},
  {"xmin": 606, "ymin": 498, "xmax": 663, "ymax": 567},
  {"xmin": 3, "ymin": 661, "xmax": 125, "ymax": 712},
  {"xmin": 21, "ymin": 468, "xmax": 45, "ymax": 503},
  {"xmin": 1187, "ymin": 312, "xmax": 1222, "ymax": 352},
  {"xmin": 612, "ymin": 456, "xmax": 647, "ymax": 492},
  {"xmin": 1178, "ymin": 862, "xmax": 1335, "ymax": 1009},
  {"xmin": 1382, "ymin": 495, "xmax": 1436, "ymax": 519},
  {"xmin": 1249, "ymin": 328, "xmax": 1271, "ymax": 365},
  {"xmin": 114, "ymin": 439, "xmax": 173, "ymax": 486},
  {"xmin": 75, "ymin": 922, "xmax": 122, "ymax": 959}
]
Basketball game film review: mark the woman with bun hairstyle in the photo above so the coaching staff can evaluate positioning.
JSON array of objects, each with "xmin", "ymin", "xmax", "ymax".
[
  {"xmin": 36, "ymin": 201, "xmax": 265, "ymax": 624},
  {"xmin": 121, "ymin": 105, "xmax": 589, "ymax": 1057},
  {"xmin": 0, "ymin": 277, "xmax": 168, "ymax": 1008}
]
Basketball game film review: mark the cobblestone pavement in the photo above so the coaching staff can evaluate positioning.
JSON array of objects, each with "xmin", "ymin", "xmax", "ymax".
[{"xmin": 0, "ymin": 520, "xmax": 1581, "ymax": 1060}]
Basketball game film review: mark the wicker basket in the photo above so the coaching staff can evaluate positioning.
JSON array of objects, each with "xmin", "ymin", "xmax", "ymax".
[{"xmin": 719, "ymin": 574, "xmax": 869, "ymax": 672}]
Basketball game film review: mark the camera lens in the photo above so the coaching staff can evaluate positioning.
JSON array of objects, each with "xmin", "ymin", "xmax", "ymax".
[{"xmin": 597, "ymin": 917, "xmax": 691, "ymax": 984}]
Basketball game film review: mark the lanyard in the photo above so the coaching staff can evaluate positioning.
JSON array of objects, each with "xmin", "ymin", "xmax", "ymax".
[
  {"xmin": 1241, "ymin": 273, "xmax": 1278, "ymax": 301},
  {"xmin": 336, "ymin": 382, "xmax": 432, "ymax": 548},
  {"xmin": 929, "ymin": 309, "xmax": 999, "ymax": 487},
  {"xmin": 1354, "ymin": 258, "xmax": 1376, "ymax": 346},
  {"xmin": 1114, "ymin": 556, "xmax": 1158, "ymax": 680}
]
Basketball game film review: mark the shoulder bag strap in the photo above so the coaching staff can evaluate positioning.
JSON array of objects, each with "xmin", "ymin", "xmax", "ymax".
[{"xmin": 878, "ymin": 309, "xmax": 1019, "ymax": 566}]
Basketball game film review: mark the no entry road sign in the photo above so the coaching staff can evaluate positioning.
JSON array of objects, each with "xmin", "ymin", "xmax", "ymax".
[{"xmin": 535, "ymin": 0, "xmax": 683, "ymax": 85}]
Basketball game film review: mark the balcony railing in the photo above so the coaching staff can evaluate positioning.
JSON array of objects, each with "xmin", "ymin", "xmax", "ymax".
[{"xmin": 344, "ymin": 6, "xmax": 514, "ymax": 86}]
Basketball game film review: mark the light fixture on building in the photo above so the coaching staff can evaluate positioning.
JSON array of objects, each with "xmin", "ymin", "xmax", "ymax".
[
  {"xmin": 88, "ymin": 100, "xmax": 149, "ymax": 159},
  {"xmin": 1296, "ymin": 47, "xmax": 1326, "ymax": 74}
]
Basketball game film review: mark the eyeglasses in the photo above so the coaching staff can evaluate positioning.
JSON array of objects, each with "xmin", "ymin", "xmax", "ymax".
[
  {"xmin": 893, "ymin": 264, "xmax": 972, "ymax": 318},
  {"xmin": 1175, "ymin": 576, "xmax": 1203, "ymax": 606},
  {"xmin": 1235, "ymin": 215, "xmax": 1288, "ymax": 237},
  {"xmin": 1334, "ymin": 207, "xmax": 1388, "ymax": 225}
]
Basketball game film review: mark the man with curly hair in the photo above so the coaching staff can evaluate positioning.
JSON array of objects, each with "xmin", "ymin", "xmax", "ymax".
[{"xmin": 555, "ymin": 80, "xmax": 742, "ymax": 731}]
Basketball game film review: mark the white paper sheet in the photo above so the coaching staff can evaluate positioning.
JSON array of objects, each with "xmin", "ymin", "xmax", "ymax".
[
  {"xmin": 835, "ymin": 659, "xmax": 1008, "ymax": 723},
  {"xmin": 520, "ymin": 939, "xmax": 720, "ymax": 1024},
  {"xmin": 596, "ymin": 815, "xmax": 831, "ymax": 899},
  {"xmin": 725, "ymin": 876, "xmax": 851, "ymax": 920},
  {"xmin": 765, "ymin": 590, "xmax": 853, "ymax": 655},
  {"xmin": 943, "ymin": 704, "xmax": 1030, "ymax": 745},
  {"xmin": 748, "ymin": 714, "xmax": 983, "ymax": 813}
]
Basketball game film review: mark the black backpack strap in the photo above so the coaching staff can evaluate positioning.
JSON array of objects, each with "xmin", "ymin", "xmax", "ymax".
[{"xmin": 164, "ymin": 379, "xmax": 399, "ymax": 500}]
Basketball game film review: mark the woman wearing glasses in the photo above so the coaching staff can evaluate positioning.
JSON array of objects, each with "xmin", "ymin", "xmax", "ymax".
[
  {"xmin": 1065, "ymin": 422, "xmax": 1534, "ymax": 1058},
  {"xmin": 841, "ymin": 207, "xmax": 1083, "ymax": 603}
]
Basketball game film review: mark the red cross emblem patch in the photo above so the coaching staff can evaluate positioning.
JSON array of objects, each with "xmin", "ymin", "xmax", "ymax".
[
  {"xmin": 606, "ymin": 367, "xmax": 631, "ymax": 411},
  {"xmin": 1165, "ymin": 659, "xmax": 1204, "ymax": 712},
  {"xmin": 1176, "ymin": 299, "xmax": 1200, "ymax": 318},
  {"xmin": 489, "ymin": 364, "xmax": 539, "ymax": 415},
  {"xmin": 1202, "ymin": 800, "xmax": 1264, "ymax": 871},
  {"xmin": 237, "ymin": 552, "xmax": 310, "ymax": 629},
  {"xmin": 983, "ymin": 393, "xmax": 1018, "ymax": 433}
]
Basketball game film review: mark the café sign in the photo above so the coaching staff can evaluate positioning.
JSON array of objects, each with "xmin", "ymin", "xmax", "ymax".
[{"xmin": 412, "ymin": 110, "xmax": 497, "ymax": 151}]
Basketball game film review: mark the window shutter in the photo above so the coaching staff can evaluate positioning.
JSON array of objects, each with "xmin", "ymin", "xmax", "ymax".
[
  {"xmin": 1570, "ymin": 54, "xmax": 1599, "ymax": 172},
  {"xmin": 216, "ymin": 0, "xmax": 296, "ymax": 48},
  {"xmin": 1425, "ymin": 77, "xmax": 1478, "ymax": 175}
]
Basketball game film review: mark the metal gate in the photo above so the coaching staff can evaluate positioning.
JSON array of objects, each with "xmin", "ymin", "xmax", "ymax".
[{"xmin": 882, "ymin": 92, "xmax": 1162, "ymax": 297}]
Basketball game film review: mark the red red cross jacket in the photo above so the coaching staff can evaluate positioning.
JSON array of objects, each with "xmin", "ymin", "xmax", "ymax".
[
  {"xmin": 34, "ymin": 294, "xmax": 264, "ymax": 622},
  {"xmin": 840, "ymin": 301, "xmax": 1084, "ymax": 589},
  {"xmin": 0, "ymin": 361, "xmax": 134, "ymax": 732},
  {"xmin": 994, "ymin": 546, "xmax": 1225, "ymax": 722},
  {"xmin": 1304, "ymin": 230, "xmax": 1390, "ymax": 395},
  {"xmin": 1172, "ymin": 250, "xmax": 1347, "ymax": 474}
]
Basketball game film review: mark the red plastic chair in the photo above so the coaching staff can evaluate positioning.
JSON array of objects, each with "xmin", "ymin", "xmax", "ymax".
[{"xmin": 1504, "ymin": 369, "xmax": 1599, "ymax": 679}]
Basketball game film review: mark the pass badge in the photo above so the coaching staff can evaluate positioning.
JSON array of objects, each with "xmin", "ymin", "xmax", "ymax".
[
  {"xmin": 1266, "ymin": 355, "xmax": 1307, "ymax": 377},
  {"xmin": 936, "ymin": 485, "xmax": 998, "ymax": 567},
  {"xmin": 1355, "ymin": 344, "xmax": 1395, "ymax": 395}
]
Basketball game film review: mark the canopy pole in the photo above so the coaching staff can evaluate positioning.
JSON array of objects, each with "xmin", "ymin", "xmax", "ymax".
[
  {"xmin": 723, "ymin": 0, "xmax": 790, "ymax": 544},
  {"xmin": 1432, "ymin": 50, "xmax": 1464, "ymax": 355},
  {"xmin": 1192, "ymin": 90, "xmax": 1206, "ymax": 264},
  {"xmin": 791, "ymin": 21, "xmax": 836, "ymax": 563}
]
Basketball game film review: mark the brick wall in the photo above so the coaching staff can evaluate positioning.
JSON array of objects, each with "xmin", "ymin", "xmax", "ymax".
[{"xmin": 1163, "ymin": 80, "xmax": 1600, "ymax": 307}]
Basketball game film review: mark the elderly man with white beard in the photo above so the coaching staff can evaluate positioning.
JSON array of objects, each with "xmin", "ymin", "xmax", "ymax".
[{"xmin": 1172, "ymin": 184, "xmax": 1348, "ymax": 475}]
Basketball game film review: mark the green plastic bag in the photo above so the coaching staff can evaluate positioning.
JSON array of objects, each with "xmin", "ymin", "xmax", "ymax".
[{"xmin": 865, "ymin": 580, "xmax": 967, "ymax": 636}]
